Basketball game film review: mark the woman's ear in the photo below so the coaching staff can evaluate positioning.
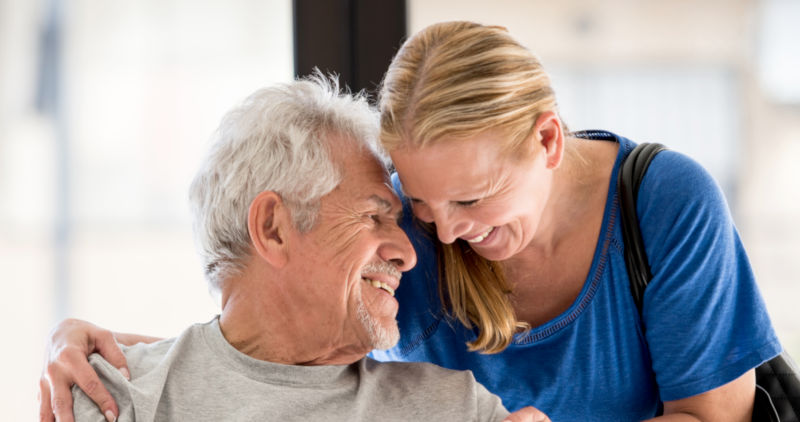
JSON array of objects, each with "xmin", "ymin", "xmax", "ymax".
[
  {"xmin": 247, "ymin": 191, "xmax": 290, "ymax": 268},
  {"xmin": 533, "ymin": 110, "xmax": 565, "ymax": 169}
]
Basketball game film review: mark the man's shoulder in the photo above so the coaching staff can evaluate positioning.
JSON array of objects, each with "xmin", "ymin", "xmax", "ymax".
[
  {"xmin": 357, "ymin": 357, "xmax": 508, "ymax": 420},
  {"xmin": 118, "ymin": 335, "xmax": 179, "ymax": 371},
  {"xmin": 73, "ymin": 320, "xmax": 214, "ymax": 421},
  {"xmin": 360, "ymin": 357, "xmax": 478, "ymax": 388},
  {"xmin": 119, "ymin": 319, "xmax": 218, "ymax": 374}
]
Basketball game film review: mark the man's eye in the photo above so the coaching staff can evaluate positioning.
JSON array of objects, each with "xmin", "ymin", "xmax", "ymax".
[
  {"xmin": 369, "ymin": 214, "xmax": 381, "ymax": 223},
  {"xmin": 456, "ymin": 199, "xmax": 479, "ymax": 207}
]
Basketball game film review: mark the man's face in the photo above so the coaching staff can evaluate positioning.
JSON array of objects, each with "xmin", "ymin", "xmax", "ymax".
[{"xmin": 284, "ymin": 136, "xmax": 416, "ymax": 356}]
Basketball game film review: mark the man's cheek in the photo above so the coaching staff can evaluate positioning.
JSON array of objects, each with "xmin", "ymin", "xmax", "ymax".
[{"xmin": 323, "ymin": 222, "xmax": 368, "ymax": 262}]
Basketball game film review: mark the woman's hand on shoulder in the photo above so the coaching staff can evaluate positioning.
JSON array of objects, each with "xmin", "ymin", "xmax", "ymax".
[{"xmin": 39, "ymin": 318, "xmax": 128, "ymax": 422}]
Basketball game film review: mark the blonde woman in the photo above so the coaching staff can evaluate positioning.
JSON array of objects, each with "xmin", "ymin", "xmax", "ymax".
[{"xmin": 41, "ymin": 22, "xmax": 780, "ymax": 421}]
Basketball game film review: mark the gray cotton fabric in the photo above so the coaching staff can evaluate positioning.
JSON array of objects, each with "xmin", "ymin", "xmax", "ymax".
[{"xmin": 72, "ymin": 317, "xmax": 510, "ymax": 421}]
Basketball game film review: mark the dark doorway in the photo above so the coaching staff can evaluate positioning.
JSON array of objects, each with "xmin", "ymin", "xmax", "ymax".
[{"xmin": 293, "ymin": 0, "xmax": 407, "ymax": 100}]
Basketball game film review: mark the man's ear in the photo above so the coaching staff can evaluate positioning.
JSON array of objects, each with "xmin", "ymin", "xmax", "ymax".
[
  {"xmin": 247, "ymin": 191, "xmax": 291, "ymax": 268},
  {"xmin": 533, "ymin": 110, "xmax": 565, "ymax": 169}
]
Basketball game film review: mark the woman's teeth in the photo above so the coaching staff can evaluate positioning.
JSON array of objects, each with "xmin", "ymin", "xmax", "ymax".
[
  {"xmin": 467, "ymin": 227, "xmax": 494, "ymax": 243},
  {"xmin": 363, "ymin": 278, "xmax": 395, "ymax": 296}
]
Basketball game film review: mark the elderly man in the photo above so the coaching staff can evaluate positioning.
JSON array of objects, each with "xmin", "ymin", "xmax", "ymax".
[{"xmin": 46, "ymin": 77, "xmax": 545, "ymax": 422}]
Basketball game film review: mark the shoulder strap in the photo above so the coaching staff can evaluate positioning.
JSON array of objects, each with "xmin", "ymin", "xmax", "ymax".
[{"xmin": 618, "ymin": 142, "xmax": 666, "ymax": 315}]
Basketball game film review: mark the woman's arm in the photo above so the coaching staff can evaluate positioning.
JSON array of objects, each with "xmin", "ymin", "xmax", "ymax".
[
  {"xmin": 636, "ymin": 150, "xmax": 769, "ymax": 420},
  {"xmin": 38, "ymin": 318, "xmax": 163, "ymax": 422},
  {"xmin": 647, "ymin": 369, "xmax": 755, "ymax": 421}
]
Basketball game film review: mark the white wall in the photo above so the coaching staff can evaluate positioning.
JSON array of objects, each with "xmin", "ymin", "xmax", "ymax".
[{"xmin": 0, "ymin": 1, "xmax": 292, "ymax": 419}]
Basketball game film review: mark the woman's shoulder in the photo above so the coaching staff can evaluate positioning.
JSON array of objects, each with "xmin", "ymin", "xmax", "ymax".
[
  {"xmin": 647, "ymin": 148, "xmax": 718, "ymax": 187},
  {"xmin": 639, "ymin": 147, "xmax": 728, "ymax": 213},
  {"xmin": 633, "ymin": 145, "xmax": 740, "ymax": 279}
]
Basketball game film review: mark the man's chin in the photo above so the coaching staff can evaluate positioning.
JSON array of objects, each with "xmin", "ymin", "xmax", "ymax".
[
  {"xmin": 357, "ymin": 299, "xmax": 400, "ymax": 350},
  {"xmin": 366, "ymin": 320, "xmax": 400, "ymax": 351},
  {"xmin": 371, "ymin": 327, "xmax": 400, "ymax": 350}
]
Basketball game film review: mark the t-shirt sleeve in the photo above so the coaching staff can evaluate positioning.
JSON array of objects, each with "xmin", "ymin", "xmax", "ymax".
[
  {"xmin": 636, "ymin": 150, "xmax": 781, "ymax": 401},
  {"xmin": 473, "ymin": 376, "xmax": 512, "ymax": 422}
]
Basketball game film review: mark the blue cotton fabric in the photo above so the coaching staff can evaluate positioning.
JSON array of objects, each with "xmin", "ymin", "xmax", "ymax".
[{"xmin": 371, "ymin": 131, "xmax": 781, "ymax": 420}]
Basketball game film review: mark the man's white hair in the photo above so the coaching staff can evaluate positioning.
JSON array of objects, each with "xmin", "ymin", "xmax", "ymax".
[{"xmin": 189, "ymin": 73, "xmax": 387, "ymax": 292}]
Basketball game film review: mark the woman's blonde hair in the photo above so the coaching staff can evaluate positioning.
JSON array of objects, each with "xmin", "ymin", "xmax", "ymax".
[{"xmin": 378, "ymin": 21, "xmax": 562, "ymax": 353}]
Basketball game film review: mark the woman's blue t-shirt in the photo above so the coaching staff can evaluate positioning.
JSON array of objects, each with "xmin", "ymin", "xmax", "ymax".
[{"xmin": 370, "ymin": 131, "xmax": 781, "ymax": 420}]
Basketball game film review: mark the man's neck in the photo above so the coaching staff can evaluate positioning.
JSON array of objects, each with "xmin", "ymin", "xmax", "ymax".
[{"xmin": 217, "ymin": 272, "xmax": 369, "ymax": 366}]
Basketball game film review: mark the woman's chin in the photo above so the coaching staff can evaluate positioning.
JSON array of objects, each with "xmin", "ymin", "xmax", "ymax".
[{"xmin": 469, "ymin": 243, "xmax": 516, "ymax": 262}]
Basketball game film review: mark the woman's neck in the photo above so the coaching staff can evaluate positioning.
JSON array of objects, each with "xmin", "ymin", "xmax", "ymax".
[{"xmin": 520, "ymin": 137, "xmax": 613, "ymax": 256}]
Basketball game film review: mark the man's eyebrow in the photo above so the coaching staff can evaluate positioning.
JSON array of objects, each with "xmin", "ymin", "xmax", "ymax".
[{"xmin": 368, "ymin": 194, "xmax": 402, "ymax": 219}]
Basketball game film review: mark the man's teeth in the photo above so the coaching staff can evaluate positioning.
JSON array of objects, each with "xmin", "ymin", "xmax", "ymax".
[
  {"xmin": 363, "ymin": 278, "xmax": 395, "ymax": 296},
  {"xmin": 467, "ymin": 227, "xmax": 494, "ymax": 243}
]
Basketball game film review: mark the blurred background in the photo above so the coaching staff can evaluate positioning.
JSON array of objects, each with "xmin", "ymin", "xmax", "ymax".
[{"xmin": 1, "ymin": 0, "xmax": 798, "ymax": 419}]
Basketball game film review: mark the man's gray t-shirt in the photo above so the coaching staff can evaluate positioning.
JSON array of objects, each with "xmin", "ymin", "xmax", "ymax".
[{"xmin": 72, "ymin": 317, "xmax": 510, "ymax": 421}]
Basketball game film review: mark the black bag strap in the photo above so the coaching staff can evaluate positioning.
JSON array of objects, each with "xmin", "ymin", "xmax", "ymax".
[{"xmin": 618, "ymin": 142, "xmax": 666, "ymax": 315}]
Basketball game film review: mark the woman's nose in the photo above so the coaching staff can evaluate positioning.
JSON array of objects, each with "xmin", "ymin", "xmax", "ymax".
[{"xmin": 432, "ymin": 208, "xmax": 469, "ymax": 244}]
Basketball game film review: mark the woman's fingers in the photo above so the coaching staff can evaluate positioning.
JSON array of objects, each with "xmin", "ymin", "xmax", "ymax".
[
  {"xmin": 38, "ymin": 377, "xmax": 55, "ymax": 422},
  {"xmin": 67, "ymin": 348, "xmax": 120, "ymax": 420},
  {"xmin": 93, "ymin": 330, "xmax": 130, "ymax": 381},
  {"xmin": 46, "ymin": 362, "xmax": 76, "ymax": 422},
  {"xmin": 42, "ymin": 319, "xmax": 123, "ymax": 422}
]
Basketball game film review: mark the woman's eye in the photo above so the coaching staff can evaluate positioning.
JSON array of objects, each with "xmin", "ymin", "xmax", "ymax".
[
  {"xmin": 369, "ymin": 214, "xmax": 381, "ymax": 223},
  {"xmin": 456, "ymin": 199, "xmax": 479, "ymax": 207}
]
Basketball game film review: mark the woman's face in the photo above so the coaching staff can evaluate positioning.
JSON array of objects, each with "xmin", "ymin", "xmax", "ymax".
[{"xmin": 390, "ymin": 129, "xmax": 555, "ymax": 262}]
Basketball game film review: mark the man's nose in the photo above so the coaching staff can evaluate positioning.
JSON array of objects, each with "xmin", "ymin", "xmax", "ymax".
[{"xmin": 379, "ymin": 224, "xmax": 417, "ymax": 273}]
